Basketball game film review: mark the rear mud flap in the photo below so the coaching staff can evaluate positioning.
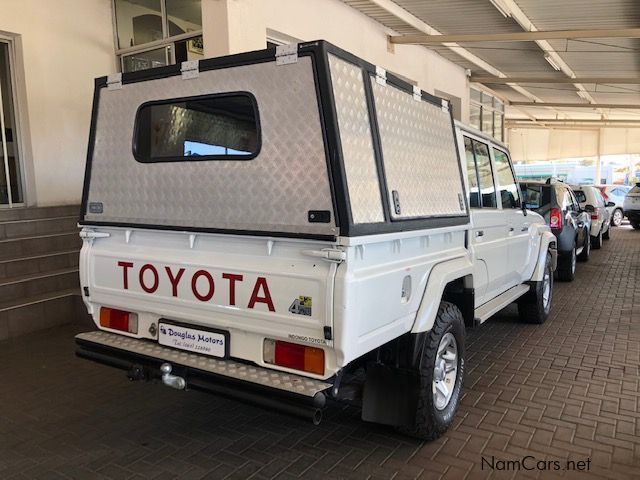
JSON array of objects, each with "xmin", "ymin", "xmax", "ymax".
[{"xmin": 361, "ymin": 364, "xmax": 419, "ymax": 427}]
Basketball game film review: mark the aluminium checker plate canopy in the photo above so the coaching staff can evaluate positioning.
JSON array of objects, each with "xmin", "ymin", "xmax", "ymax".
[{"xmin": 79, "ymin": 41, "xmax": 469, "ymax": 240}]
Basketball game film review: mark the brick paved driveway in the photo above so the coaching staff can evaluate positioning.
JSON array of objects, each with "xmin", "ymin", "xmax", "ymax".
[{"xmin": 1, "ymin": 227, "xmax": 639, "ymax": 480}]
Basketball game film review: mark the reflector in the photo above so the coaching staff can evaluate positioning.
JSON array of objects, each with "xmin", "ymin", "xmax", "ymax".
[{"xmin": 264, "ymin": 339, "xmax": 325, "ymax": 375}]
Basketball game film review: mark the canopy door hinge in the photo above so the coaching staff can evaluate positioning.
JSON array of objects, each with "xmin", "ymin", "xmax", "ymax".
[
  {"xmin": 106, "ymin": 73, "xmax": 122, "ymax": 90},
  {"xmin": 276, "ymin": 43, "xmax": 298, "ymax": 65},
  {"xmin": 181, "ymin": 60, "xmax": 199, "ymax": 79},
  {"xmin": 375, "ymin": 66, "xmax": 387, "ymax": 86}
]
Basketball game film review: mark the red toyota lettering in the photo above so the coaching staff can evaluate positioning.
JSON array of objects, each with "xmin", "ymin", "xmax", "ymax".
[
  {"xmin": 191, "ymin": 269, "xmax": 215, "ymax": 301},
  {"xmin": 139, "ymin": 264, "xmax": 159, "ymax": 293},
  {"xmin": 117, "ymin": 261, "xmax": 134, "ymax": 289},
  {"xmin": 222, "ymin": 273, "xmax": 243, "ymax": 306},
  {"xmin": 165, "ymin": 266, "xmax": 185, "ymax": 297},
  {"xmin": 248, "ymin": 276, "xmax": 275, "ymax": 312}
]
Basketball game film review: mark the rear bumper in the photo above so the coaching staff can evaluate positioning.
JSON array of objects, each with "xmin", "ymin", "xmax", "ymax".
[{"xmin": 75, "ymin": 331, "xmax": 331, "ymax": 423}]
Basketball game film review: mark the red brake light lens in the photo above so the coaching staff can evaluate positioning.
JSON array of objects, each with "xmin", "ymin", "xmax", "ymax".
[
  {"xmin": 99, "ymin": 307, "xmax": 138, "ymax": 333},
  {"xmin": 263, "ymin": 339, "xmax": 325, "ymax": 375},
  {"xmin": 550, "ymin": 208, "xmax": 563, "ymax": 230},
  {"xmin": 591, "ymin": 212, "xmax": 599, "ymax": 220}
]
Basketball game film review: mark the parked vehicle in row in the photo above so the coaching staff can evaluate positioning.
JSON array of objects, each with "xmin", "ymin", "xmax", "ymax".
[
  {"xmin": 74, "ymin": 41, "xmax": 557, "ymax": 441},
  {"xmin": 571, "ymin": 185, "xmax": 612, "ymax": 248},
  {"xmin": 520, "ymin": 180, "xmax": 591, "ymax": 282},
  {"xmin": 597, "ymin": 185, "xmax": 631, "ymax": 227},
  {"xmin": 624, "ymin": 183, "xmax": 640, "ymax": 229}
]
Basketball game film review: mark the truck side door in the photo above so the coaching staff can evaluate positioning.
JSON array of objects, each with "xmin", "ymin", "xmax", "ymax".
[
  {"xmin": 462, "ymin": 135, "xmax": 508, "ymax": 306},
  {"xmin": 492, "ymin": 147, "xmax": 532, "ymax": 285}
]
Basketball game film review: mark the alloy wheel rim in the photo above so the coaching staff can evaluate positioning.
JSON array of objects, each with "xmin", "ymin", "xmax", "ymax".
[
  {"xmin": 542, "ymin": 269, "xmax": 551, "ymax": 312},
  {"xmin": 614, "ymin": 210, "xmax": 622, "ymax": 225},
  {"xmin": 432, "ymin": 332, "xmax": 458, "ymax": 411}
]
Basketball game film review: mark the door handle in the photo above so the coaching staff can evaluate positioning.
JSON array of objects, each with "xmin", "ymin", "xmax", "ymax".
[
  {"xmin": 475, "ymin": 230, "xmax": 484, "ymax": 237},
  {"xmin": 521, "ymin": 222, "xmax": 530, "ymax": 232},
  {"xmin": 509, "ymin": 227, "xmax": 515, "ymax": 232}
]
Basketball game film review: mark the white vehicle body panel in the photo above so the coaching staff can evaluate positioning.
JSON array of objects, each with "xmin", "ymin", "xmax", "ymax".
[
  {"xmin": 623, "ymin": 185, "xmax": 640, "ymax": 213},
  {"xmin": 78, "ymin": 42, "xmax": 553, "ymax": 391},
  {"xmin": 573, "ymin": 185, "xmax": 611, "ymax": 237}
]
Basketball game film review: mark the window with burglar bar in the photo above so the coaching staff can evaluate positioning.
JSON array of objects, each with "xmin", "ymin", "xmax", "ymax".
[{"xmin": 113, "ymin": 0, "xmax": 204, "ymax": 73}]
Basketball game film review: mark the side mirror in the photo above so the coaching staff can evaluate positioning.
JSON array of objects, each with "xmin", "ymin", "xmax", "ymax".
[
  {"xmin": 584, "ymin": 204, "xmax": 595, "ymax": 213},
  {"xmin": 606, "ymin": 201, "xmax": 616, "ymax": 207}
]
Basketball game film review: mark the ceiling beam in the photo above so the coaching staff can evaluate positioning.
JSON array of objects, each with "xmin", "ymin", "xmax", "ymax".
[
  {"xmin": 509, "ymin": 102, "xmax": 640, "ymax": 109},
  {"xmin": 364, "ymin": 0, "xmax": 543, "ymax": 116},
  {"xmin": 507, "ymin": 119, "xmax": 640, "ymax": 126},
  {"xmin": 471, "ymin": 76, "xmax": 640, "ymax": 84},
  {"xmin": 389, "ymin": 28, "xmax": 640, "ymax": 44}
]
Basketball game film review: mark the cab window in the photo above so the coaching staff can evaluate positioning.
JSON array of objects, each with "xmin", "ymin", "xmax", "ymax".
[
  {"xmin": 463, "ymin": 136, "xmax": 497, "ymax": 209},
  {"xmin": 492, "ymin": 148, "xmax": 521, "ymax": 209},
  {"xmin": 463, "ymin": 137, "xmax": 481, "ymax": 207}
]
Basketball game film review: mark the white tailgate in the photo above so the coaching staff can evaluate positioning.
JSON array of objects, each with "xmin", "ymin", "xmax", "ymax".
[{"xmin": 80, "ymin": 227, "xmax": 337, "ymax": 373}]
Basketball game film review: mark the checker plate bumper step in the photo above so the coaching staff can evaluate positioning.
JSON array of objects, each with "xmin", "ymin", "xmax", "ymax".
[{"xmin": 75, "ymin": 330, "xmax": 331, "ymax": 423}]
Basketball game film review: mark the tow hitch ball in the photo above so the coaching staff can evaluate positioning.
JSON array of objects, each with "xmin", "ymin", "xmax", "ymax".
[{"xmin": 160, "ymin": 363, "xmax": 186, "ymax": 390}]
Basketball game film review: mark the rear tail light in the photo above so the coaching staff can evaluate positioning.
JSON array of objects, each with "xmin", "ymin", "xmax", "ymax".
[
  {"xmin": 99, "ymin": 307, "xmax": 138, "ymax": 333},
  {"xmin": 263, "ymin": 339, "xmax": 325, "ymax": 375},
  {"xmin": 550, "ymin": 208, "xmax": 563, "ymax": 230},
  {"xmin": 591, "ymin": 211, "xmax": 599, "ymax": 220}
]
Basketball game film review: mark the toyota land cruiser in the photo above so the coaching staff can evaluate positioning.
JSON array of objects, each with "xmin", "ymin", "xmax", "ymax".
[{"xmin": 75, "ymin": 41, "xmax": 557, "ymax": 440}]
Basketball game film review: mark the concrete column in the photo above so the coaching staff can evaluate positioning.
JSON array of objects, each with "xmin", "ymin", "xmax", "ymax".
[
  {"xmin": 594, "ymin": 128, "xmax": 602, "ymax": 184},
  {"xmin": 201, "ymin": 0, "xmax": 231, "ymax": 58},
  {"xmin": 201, "ymin": 0, "xmax": 266, "ymax": 59}
]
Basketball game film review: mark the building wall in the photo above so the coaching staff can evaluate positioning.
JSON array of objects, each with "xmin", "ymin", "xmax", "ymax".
[
  {"xmin": 202, "ymin": 0, "xmax": 470, "ymax": 122},
  {"xmin": 0, "ymin": 0, "xmax": 115, "ymax": 206},
  {"xmin": 509, "ymin": 127, "xmax": 640, "ymax": 162},
  {"xmin": 1, "ymin": 0, "xmax": 469, "ymax": 207}
]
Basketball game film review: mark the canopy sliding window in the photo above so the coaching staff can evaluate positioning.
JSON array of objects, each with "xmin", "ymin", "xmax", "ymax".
[
  {"xmin": 113, "ymin": 0, "xmax": 203, "ymax": 73},
  {"xmin": 469, "ymin": 87, "xmax": 505, "ymax": 142}
]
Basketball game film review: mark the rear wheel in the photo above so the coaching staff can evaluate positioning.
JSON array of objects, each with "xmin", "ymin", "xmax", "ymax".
[
  {"xmin": 603, "ymin": 226, "xmax": 610, "ymax": 240},
  {"xmin": 591, "ymin": 229, "xmax": 603, "ymax": 249},
  {"xmin": 518, "ymin": 252, "xmax": 553, "ymax": 324},
  {"xmin": 557, "ymin": 245, "xmax": 576, "ymax": 282},
  {"xmin": 611, "ymin": 209, "xmax": 623, "ymax": 227},
  {"xmin": 577, "ymin": 232, "xmax": 591, "ymax": 261},
  {"xmin": 397, "ymin": 302, "xmax": 464, "ymax": 441},
  {"xmin": 632, "ymin": 221, "xmax": 640, "ymax": 230}
]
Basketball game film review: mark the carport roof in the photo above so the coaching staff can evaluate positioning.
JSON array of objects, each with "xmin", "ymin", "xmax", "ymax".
[{"xmin": 342, "ymin": 0, "xmax": 640, "ymax": 127}]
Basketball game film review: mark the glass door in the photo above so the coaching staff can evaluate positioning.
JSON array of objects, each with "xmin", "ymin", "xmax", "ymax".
[{"xmin": 0, "ymin": 40, "xmax": 24, "ymax": 207}]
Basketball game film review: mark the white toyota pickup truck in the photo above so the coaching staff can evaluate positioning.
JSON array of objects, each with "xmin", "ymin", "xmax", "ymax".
[{"xmin": 75, "ymin": 41, "xmax": 557, "ymax": 440}]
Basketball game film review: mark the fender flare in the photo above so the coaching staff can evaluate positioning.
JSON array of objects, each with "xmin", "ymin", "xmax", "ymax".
[
  {"xmin": 530, "ymin": 230, "xmax": 557, "ymax": 282},
  {"xmin": 411, "ymin": 255, "xmax": 474, "ymax": 333}
]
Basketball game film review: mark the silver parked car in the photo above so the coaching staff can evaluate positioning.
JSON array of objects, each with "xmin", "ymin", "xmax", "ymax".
[
  {"xmin": 571, "ymin": 185, "xmax": 613, "ymax": 249},
  {"xmin": 597, "ymin": 185, "xmax": 631, "ymax": 227},
  {"xmin": 623, "ymin": 183, "xmax": 640, "ymax": 230}
]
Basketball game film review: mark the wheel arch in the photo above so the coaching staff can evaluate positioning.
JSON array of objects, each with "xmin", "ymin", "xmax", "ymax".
[
  {"xmin": 531, "ymin": 230, "xmax": 558, "ymax": 282},
  {"xmin": 411, "ymin": 256, "xmax": 474, "ymax": 334}
]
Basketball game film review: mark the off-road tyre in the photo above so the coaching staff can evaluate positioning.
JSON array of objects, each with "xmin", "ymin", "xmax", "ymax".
[
  {"xmin": 396, "ymin": 302, "xmax": 465, "ymax": 441},
  {"xmin": 556, "ymin": 245, "xmax": 576, "ymax": 282},
  {"xmin": 518, "ymin": 253, "xmax": 553, "ymax": 324},
  {"xmin": 577, "ymin": 231, "xmax": 591, "ymax": 262},
  {"xmin": 591, "ymin": 229, "xmax": 603, "ymax": 249},
  {"xmin": 603, "ymin": 226, "xmax": 610, "ymax": 240}
]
